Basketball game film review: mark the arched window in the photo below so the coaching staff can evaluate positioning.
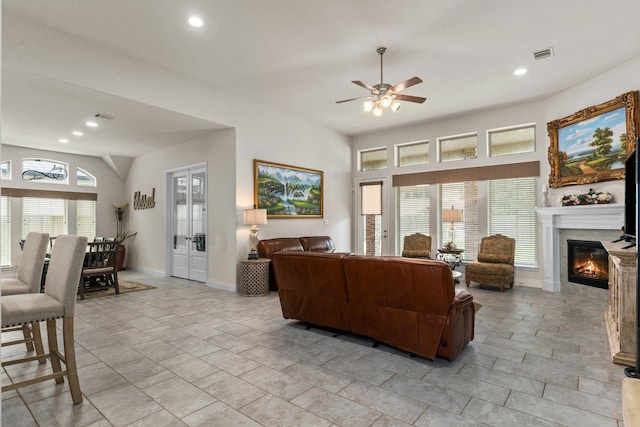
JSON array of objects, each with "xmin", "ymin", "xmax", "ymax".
[
  {"xmin": 77, "ymin": 167, "xmax": 97, "ymax": 187},
  {"xmin": 22, "ymin": 159, "xmax": 69, "ymax": 184},
  {"xmin": 1, "ymin": 161, "xmax": 11, "ymax": 180}
]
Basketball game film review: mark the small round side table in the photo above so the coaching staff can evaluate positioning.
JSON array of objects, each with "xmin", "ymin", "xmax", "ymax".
[{"xmin": 239, "ymin": 258, "xmax": 270, "ymax": 296}]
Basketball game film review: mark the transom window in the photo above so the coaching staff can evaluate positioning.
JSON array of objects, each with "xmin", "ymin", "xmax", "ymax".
[
  {"xmin": 396, "ymin": 141, "xmax": 429, "ymax": 167},
  {"xmin": 22, "ymin": 159, "xmax": 69, "ymax": 184},
  {"xmin": 359, "ymin": 148, "xmax": 388, "ymax": 171},
  {"xmin": 438, "ymin": 133, "xmax": 478, "ymax": 162},
  {"xmin": 488, "ymin": 124, "xmax": 535, "ymax": 157}
]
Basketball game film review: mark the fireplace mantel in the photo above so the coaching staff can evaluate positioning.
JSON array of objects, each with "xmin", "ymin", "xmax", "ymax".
[{"xmin": 536, "ymin": 204, "xmax": 624, "ymax": 292}]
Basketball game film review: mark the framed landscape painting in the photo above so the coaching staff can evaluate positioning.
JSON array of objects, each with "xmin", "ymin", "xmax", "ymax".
[
  {"xmin": 254, "ymin": 160, "xmax": 323, "ymax": 218},
  {"xmin": 547, "ymin": 90, "xmax": 639, "ymax": 188}
]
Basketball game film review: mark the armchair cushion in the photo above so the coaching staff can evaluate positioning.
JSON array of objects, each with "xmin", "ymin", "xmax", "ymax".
[
  {"xmin": 465, "ymin": 262, "xmax": 514, "ymax": 276},
  {"xmin": 477, "ymin": 253, "xmax": 512, "ymax": 264}
]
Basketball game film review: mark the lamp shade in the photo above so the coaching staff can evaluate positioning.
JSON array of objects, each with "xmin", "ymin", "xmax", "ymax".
[
  {"xmin": 443, "ymin": 208, "xmax": 463, "ymax": 223},
  {"xmin": 243, "ymin": 208, "xmax": 267, "ymax": 225},
  {"xmin": 112, "ymin": 202, "xmax": 129, "ymax": 210}
]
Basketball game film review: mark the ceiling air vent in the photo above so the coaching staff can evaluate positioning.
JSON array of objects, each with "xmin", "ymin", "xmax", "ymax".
[
  {"xmin": 93, "ymin": 112, "xmax": 114, "ymax": 120},
  {"xmin": 533, "ymin": 47, "xmax": 554, "ymax": 61}
]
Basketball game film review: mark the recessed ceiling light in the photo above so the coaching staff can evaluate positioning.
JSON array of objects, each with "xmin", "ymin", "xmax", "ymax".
[
  {"xmin": 514, "ymin": 68, "xmax": 528, "ymax": 76},
  {"xmin": 85, "ymin": 121, "xmax": 98, "ymax": 127},
  {"xmin": 58, "ymin": 138, "xmax": 69, "ymax": 143},
  {"xmin": 72, "ymin": 131, "xmax": 83, "ymax": 136},
  {"xmin": 188, "ymin": 16, "xmax": 204, "ymax": 27}
]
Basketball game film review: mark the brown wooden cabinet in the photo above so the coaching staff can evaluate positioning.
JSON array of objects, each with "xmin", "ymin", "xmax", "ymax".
[{"xmin": 603, "ymin": 240, "xmax": 637, "ymax": 366}]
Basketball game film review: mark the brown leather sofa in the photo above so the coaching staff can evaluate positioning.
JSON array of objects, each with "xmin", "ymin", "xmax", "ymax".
[
  {"xmin": 271, "ymin": 251, "xmax": 475, "ymax": 361},
  {"xmin": 257, "ymin": 236, "xmax": 336, "ymax": 290}
]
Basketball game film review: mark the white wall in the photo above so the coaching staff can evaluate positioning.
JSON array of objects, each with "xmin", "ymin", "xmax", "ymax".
[
  {"xmin": 124, "ymin": 129, "xmax": 237, "ymax": 287},
  {"xmin": 3, "ymin": 13, "xmax": 353, "ymax": 288},
  {"xmin": 352, "ymin": 54, "xmax": 640, "ymax": 289}
]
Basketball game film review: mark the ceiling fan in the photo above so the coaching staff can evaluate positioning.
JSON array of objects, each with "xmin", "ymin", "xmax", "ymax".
[{"xmin": 336, "ymin": 47, "xmax": 426, "ymax": 116}]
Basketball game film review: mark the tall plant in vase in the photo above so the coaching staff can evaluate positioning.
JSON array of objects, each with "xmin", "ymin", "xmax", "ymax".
[{"xmin": 113, "ymin": 202, "xmax": 136, "ymax": 271}]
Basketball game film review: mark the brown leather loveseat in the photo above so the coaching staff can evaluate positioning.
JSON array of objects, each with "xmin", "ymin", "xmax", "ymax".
[
  {"xmin": 271, "ymin": 251, "xmax": 475, "ymax": 361},
  {"xmin": 257, "ymin": 236, "xmax": 336, "ymax": 290}
]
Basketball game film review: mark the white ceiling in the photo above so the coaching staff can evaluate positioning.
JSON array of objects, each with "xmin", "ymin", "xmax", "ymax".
[{"xmin": 3, "ymin": 0, "xmax": 640, "ymax": 158}]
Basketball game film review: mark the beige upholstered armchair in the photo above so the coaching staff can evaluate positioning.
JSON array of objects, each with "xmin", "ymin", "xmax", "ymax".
[
  {"xmin": 465, "ymin": 234, "xmax": 515, "ymax": 292},
  {"xmin": 401, "ymin": 233, "xmax": 432, "ymax": 259}
]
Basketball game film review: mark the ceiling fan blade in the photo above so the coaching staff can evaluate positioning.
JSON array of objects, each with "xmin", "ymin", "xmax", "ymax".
[
  {"xmin": 352, "ymin": 80, "xmax": 379, "ymax": 93},
  {"xmin": 394, "ymin": 94, "xmax": 427, "ymax": 104},
  {"xmin": 390, "ymin": 76, "xmax": 423, "ymax": 93},
  {"xmin": 335, "ymin": 96, "xmax": 371, "ymax": 104}
]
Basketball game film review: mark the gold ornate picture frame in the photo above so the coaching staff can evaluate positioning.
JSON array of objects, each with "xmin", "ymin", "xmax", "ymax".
[
  {"xmin": 254, "ymin": 159, "xmax": 323, "ymax": 218},
  {"xmin": 547, "ymin": 90, "xmax": 639, "ymax": 188}
]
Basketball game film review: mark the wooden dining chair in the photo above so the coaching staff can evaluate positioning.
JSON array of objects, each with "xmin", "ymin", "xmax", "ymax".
[
  {"xmin": 1, "ymin": 232, "xmax": 50, "ymax": 361},
  {"xmin": 79, "ymin": 241, "xmax": 119, "ymax": 300},
  {"xmin": 1, "ymin": 234, "xmax": 88, "ymax": 404}
]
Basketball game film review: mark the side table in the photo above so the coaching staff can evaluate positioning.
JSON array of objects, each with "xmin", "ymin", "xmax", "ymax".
[
  {"xmin": 239, "ymin": 258, "xmax": 270, "ymax": 296},
  {"xmin": 437, "ymin": 248, "xmax": 464, "ymax": 270},
  {"xmin": 437, "ymin": 248, "xmax": 464, "ymax": 284}
]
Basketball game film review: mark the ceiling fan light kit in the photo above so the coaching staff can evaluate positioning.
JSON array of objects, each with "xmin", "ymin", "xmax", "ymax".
[{"xmin": 337, "ymin": 46, "xmax": 426, "ymax": 116}]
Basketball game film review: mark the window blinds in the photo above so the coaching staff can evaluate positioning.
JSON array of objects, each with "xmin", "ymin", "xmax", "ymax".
[
  {"xmin": 396, "ymin": 185, "xmax": 430, "ymax": 254},
  {"xmin": 488, "ymin": 177, "xmax": 537, "ymax": 266}
]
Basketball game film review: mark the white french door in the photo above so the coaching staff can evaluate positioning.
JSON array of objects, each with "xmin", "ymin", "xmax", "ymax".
[{"xmin": 169, "ymin": 165, "xmax": 207, "ymax": 281}]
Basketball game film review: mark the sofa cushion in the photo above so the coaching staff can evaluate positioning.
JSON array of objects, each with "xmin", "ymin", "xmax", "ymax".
[
  {"xmin": 272, "ymin": 251, "xmax": 350, "ymax": 331},
  {"xmin": 300, "ymin": 236, "xmax": 335, "ymax": 253},
  {"xmin": 343, "ymin": 256, "xmax": 456, "ymax": 359}
]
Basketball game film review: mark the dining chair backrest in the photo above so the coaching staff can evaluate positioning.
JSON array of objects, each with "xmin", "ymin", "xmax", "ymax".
[
  {"xmin": 17, "ymin": 232, "xmax": 50, "ymax": 293},
  {"xmin": 44, "ymin": 235, "xmax": 88, "ymax": 317}
]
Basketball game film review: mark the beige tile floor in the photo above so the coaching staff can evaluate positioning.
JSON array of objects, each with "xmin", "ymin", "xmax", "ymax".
[{"xmin": 1, "ymin": 271, "xmax": 628, "ymax": 426}]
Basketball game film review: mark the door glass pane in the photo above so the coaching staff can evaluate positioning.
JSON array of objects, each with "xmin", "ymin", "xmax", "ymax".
[
  {"xmin": 174, "ymin": 175, "xmax": 188, "ymax": 250},
  {"xmin": 191, "ymin": 171, "xmax": 206, "ymax": 252},
  {"xmin": 363, "ymin": 214, "xmax": 382, "ymax": 256}
]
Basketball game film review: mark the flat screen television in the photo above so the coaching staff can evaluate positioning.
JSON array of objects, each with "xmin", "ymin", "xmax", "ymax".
[{"xmin": 623, "ymin": 148, "xmax": 637, "ymax": 244}]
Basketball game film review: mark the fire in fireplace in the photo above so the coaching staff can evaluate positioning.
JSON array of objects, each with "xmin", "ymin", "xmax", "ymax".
[{"xmin": 567, "ymin": 239, "xmax": 609, "ymax": 289}]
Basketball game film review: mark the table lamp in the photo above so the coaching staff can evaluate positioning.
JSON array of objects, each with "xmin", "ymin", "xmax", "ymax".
[
  {"xmin": 243, "ymin": 208, "xmax": 267, "ymax": 259},
  {"xmin": 443, "ymin": 206, "xmax": 463, "ymax": 248}
]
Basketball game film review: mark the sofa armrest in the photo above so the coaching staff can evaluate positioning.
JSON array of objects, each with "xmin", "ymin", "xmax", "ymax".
[
  {"xmin": 453, "ymin": 289, "xmax": 473, "ymax": 306},
  {"xmin": 438, "ymin": 289, "xmax": 475, "ymax": 361}
]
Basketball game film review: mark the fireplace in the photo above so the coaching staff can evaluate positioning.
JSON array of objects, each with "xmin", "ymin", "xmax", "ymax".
[{"xmin": 567, "ymin": 239, "xmax": 609, "ymax": 289}]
